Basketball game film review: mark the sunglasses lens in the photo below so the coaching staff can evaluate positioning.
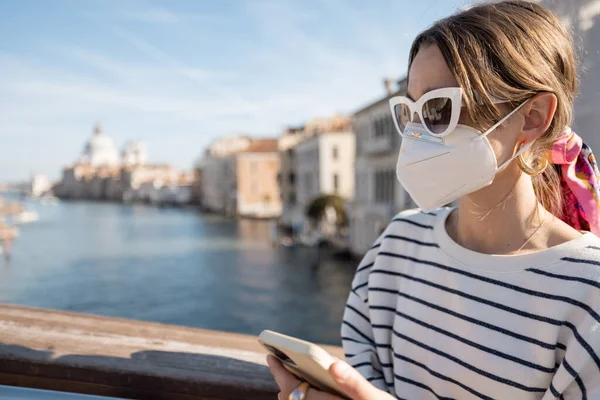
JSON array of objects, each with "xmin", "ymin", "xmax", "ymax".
[
  {"xmin": 422, "ymin": 97, "xmax": 453, "ymax": 135},
  {"xmin": 393, "ymin": 104, "xmax": 412, "ymax": 133}
]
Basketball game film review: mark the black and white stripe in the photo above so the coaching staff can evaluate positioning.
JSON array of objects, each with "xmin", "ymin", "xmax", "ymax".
[{"xmin": 341, "ymin": 209, "xmax": 600, "ymax": 399}]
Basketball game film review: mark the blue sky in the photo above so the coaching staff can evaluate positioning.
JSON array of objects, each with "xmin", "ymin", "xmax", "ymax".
[{"xmin": 0, "ymin": 0, "xmax": 471, "ymax": 182}]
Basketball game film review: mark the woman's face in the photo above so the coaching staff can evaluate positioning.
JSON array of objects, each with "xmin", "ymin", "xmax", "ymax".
[{"xmin": 407, "ymin": 44, "xmax": 522, "ymax": 166}]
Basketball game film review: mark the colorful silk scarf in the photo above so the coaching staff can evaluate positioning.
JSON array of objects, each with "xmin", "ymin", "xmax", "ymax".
[{"xmin": 551, "ymin": 128, "xmax": 600, "ymax": 235}]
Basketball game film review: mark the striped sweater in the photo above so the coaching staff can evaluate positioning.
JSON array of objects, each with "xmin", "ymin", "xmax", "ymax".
[{"xmin": 341, "ymin": 208, "xmax": 600, "ymax": 400}]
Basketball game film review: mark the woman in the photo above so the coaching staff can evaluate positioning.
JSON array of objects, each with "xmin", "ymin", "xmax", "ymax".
[{"xmin": 269, "ymin": 1, "xmax": 600, "ymax": 399}]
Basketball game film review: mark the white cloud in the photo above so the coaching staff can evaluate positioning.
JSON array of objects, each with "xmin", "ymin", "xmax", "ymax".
[{"xmin": 0, "ymin": 0, "xmax": 470, "ymax": 181}]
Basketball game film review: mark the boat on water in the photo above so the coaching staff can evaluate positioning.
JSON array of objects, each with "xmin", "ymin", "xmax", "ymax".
[
  {"xmin": 278, "ymin": 231, "xmax": 324, "ymax": 248},
  {"xmin": 13, "ymin": 210, "xmax": 39, "ymax": 225}
]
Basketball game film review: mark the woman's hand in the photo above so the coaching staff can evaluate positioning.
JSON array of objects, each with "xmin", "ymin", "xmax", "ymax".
[{"xmin": 267, "ymin": 355, "xmax": 395, "ymax": 400}]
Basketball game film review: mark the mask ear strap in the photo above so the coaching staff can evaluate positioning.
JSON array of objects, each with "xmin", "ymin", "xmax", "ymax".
[
  {"xmin": 498, "ymin": 141, "xmax": 534, "ymax": 172},
  {"xmin": 480, "ymin": 100, "xmax": 529, "ymax": 139}
]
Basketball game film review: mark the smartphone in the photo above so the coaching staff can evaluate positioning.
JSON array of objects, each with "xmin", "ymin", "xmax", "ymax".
[{"xmin": 259, "ymin": 330, "xmax": 349, "ymax": 399}]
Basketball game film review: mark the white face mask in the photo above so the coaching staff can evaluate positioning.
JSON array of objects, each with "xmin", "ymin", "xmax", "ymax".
[{"xmin": 395, "ymin": 102, "xmax": 531, "ymax": 212}]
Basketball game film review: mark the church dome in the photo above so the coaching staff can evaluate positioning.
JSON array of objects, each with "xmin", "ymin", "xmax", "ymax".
[{"xmin": 79, "ymin": 124, "xmax": 121, "ymax": 166}]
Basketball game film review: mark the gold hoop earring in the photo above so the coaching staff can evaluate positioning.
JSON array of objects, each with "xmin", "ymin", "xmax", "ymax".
[{"xmin": 516, "ymin": 143, "xmax": 549, "ymax": 177}]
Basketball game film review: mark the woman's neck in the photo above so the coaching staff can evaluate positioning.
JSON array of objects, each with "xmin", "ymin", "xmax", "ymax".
[{"xmin": 446, "ymin": 168, "xmax": 551, "ymax": 255}]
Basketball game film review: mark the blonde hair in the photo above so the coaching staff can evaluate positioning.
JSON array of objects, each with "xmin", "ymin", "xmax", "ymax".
[{"xmin": 409, "ymin": 0, "xmax": 578, "ymax": 217}]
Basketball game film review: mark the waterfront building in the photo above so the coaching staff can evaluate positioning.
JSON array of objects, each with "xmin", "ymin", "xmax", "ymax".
[
  {"xmin": 104, "ymin": 175, "xmax": 124, "ymax": 202},
  {"xmin": 55, "ymin": 164, "xmax": 97, "ymax": 200},
  {"xmin": 200, "ymin": 156, "xmax": 228, "ymax": 213},
  {"xmin": 200, "ymin": 136, "xmax": 252, "ymax": 213},
  {"xmin": 277, "ymin": 115, "xmax": 353, "ymax": 233},
  {"xmin": 120, "ymin": 164, "xmax": 179, "ymax": 203},
  {"xmin": 198, "ymin": 136, "xmax": 281, "ymax": 218},
  {"xmin": 88, "ymin": 167, "xmax": 120, "ymax": 200},
  {"xmin": 207, "ymin": 136, "xmax": 252, "ymax": 158},
  {"xmin": 56, "ymin": 125, "xmax": 121, "ymax": 200},
  {"xmin": 78, "ymin": 124, "xmax": 120, "ymax": 167},
  {"xmin": 190, "ymin": 160, "xmax": 203, "ymax": 206},
  {"xmin": 303, "ymin": 114, "xmax": 352, "ymax": 136},
  {"xmin": 156, "ymin": 173, "xmax": 195, "ymax": 206},
  {"xmin": 348, "ymin": 79, "xmax": 416, "ymax": 256},
  {"xmin": 136, "ymin": 180, "xmax": 163, "ymax": 204},
  {"xmin": 277, "ymin": 126, "xmax": 307, "ymax": 229},
  {"xmin": 56, "ymin": 124, "xmax": 191, "ymax": 205},
  {"xmin": 30, "ymin": 174, "xmax": 52, "ymax": 198},
  {"xmin": 535, "ymin": 0, "xmax": 600, "ymax": 153},
  {"xmin": 122, "ymin": 141, "xmax": 148, "ymax": 166},
  {"xmin": 295, "ymin": 129, "xmax": 355, "ymax": 230},
  {"xmin": 234, "ymin": 139, "xmax": 281, "ymax": 218}
]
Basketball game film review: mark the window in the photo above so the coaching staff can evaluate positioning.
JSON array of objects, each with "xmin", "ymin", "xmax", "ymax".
[
  {"xmin": 289, "ymin": 172, "xmax": 296, "ymax": 185},
  {"xmin": 251, "ymin": 180, "xmax": 258, "ymax": 195},
  {"xmin": 250, "ymin": 161, "xmax": 258, "ymax": 173},
  {"xmin": 332, "ymin": 146, "xmax": 339, "ymax": 160},
  {"xmin": 374, "ymin": 170, "xmax": 395, "ymax": 204},
  {"xmin": 375, "ymin": 117, "xmax": 387, "ymax": 138},
  {"xmin": 333, "ymin": 173, "xmax": 339, "ymax": 193},
  {"xmin": 304, "ymin": 173, "xmax": 312, "ymax": 195},
  {"xmin": 289, "ymin": 192, "xmax": 296, "ymax": 205},
  {"xmin": 374, "ymin": 119, "xmax": 381, "ymax": 138},
  {"xmin": 372, "ymin": 116, "xmax": 395, "ymax": 140},
  {"xmin": 386, "ymin": 116, "xmax": 394, "ymax": 138}
]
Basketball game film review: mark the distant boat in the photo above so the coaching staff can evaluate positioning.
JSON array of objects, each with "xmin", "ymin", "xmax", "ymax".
[
  {"xmin": 40, "ymin": 196, "xmax": 59, "ymax": 206},
  {"xmin": 278, "ymin": 236, "xmax": 296, "ymax": 248},
  {"xmin": 14, "ymin": 210, "xmax": 39, "ymax": 225},
  {"xmin": 297, "ymin": 231, "xmax": 324, "ymax": 247}
]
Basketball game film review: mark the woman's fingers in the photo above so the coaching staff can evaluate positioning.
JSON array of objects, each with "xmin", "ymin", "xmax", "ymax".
[
  {"xmin": 329, "ymin": 360, "xmax": 395, "ymax": 400},
  {"xmin": 268, "ymin": 355, "xmax": 302, "ymax": 394},
  {"xmin": 267, "ymin": 355, "xmax": 343, "ymax": 400}
]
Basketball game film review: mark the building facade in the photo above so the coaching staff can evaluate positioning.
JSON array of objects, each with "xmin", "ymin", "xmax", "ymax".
[
  {"xmin": 348, "ymin": 79, "xmax": 416, "ymax": 256},
  {"xmin": 535, "ymin": 0, "xmax": 600, "ymax": 154},
  {"xmin": 199, "ymin": 136, "xmax": 252, "ymax": 213},
  {"xmin": 30, "ymin": 174, "xmax": 52, "ymax": 198},
  {"xmin": 122, "ymin": 141, "xmax": 147, "ymax": 166},
  {"xmin": 56, "ymin": 125, "xmax": 191, "ymax": 205},
  {"xmin": 277, "ymin": 127, "xmax": 306, "ymax": 228},
  {"xmin": 200, "ymin": 156, "xmax": 228, "ymax": 213},
  {"xmin": 199, "ymin": 136, "xmax": 281, "ymax": 217},
  {"xmin": 295, "ymin": 131, "xmax": 356, "ymax": 220},
  {"xmin": 55, "ymin": 164, "xmax": 97, "ymax": 199},
  {"xmin": 121, "ymin": 164, "xmax": 180, "ymax": 203},
  {"xmin": 190, "ymin": 163, "xmax": 203, "ymax": 206},
  {"xmin": 235, "ymin": 140, "xmax": 281, "ymax": 218},
  {"xmin": 79, "ymin": 124, "xmax": 120, "ymax": 167}
]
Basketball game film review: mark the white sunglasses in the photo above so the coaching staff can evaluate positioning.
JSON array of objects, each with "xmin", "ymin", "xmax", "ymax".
[{"xmin": 389, "ymin": 87, "xmax": 506, "ymax": 138}]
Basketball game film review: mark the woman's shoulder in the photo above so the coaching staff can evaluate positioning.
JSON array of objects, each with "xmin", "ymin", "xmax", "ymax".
[
  {"xmin": 354, "ymin": 207, "xmax": 447, "ymax": 274},
  {"xmin": 555, "ymin": 233, "xmax": 600, "ymax": 270},
  {"xmin": 384, "ymin": 207, "xmax": 448, "ymax": 235},
  {"xmin": 534, "ymin": 234, "xmax": 600, "ymax": 296}
]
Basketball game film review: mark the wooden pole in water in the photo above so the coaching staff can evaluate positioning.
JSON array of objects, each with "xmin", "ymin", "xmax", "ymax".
[{"xmin": 0, "ymin": 222, "xmax": 16, "ymax": 260}]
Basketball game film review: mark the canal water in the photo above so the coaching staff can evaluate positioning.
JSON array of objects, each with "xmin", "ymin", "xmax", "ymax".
[{"xmin": 0, "ymin": 196, "xmax": 359, "ymax": 345}]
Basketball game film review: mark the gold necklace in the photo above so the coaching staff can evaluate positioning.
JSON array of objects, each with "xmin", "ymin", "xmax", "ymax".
[
  {"xmin": 450, "ymin": 208, "xmax": 548, "ymax": 253},
  {"xmin": 516, "ymin": 211, "xmax": 547, "ymax": 252}
]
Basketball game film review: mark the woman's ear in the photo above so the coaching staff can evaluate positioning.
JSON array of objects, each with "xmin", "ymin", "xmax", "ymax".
[{"xmin": 520, "ymin": 92, "xmax": 557, "ymax": 143}]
